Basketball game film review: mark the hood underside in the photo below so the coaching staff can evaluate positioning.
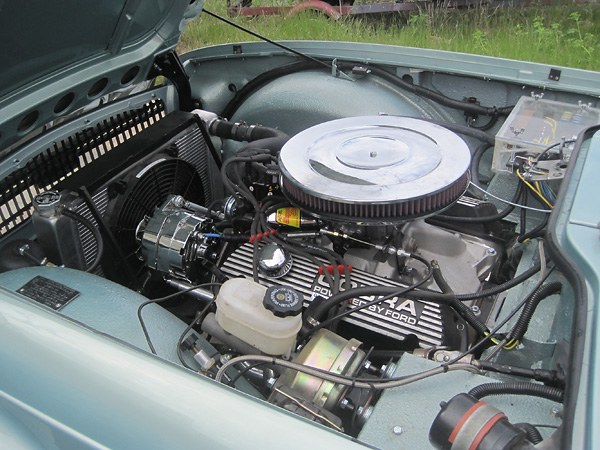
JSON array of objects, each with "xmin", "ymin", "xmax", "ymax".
[{"xmin": 0, "ymin": 0, "xmax": 203, "ymax": 151}]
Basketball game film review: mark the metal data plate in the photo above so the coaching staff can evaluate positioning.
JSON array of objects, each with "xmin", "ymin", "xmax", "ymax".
[{"xmin": 17, "ymin": 276, "xmax": 80, "ymax": 310}]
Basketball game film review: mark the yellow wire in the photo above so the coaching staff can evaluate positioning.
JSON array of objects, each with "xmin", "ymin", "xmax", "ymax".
[
  {"xmin": 516, "ymin": 170, "xmax": 554, "ymax": 209},
  {"xmin": 485, "ymin": 332, "xmax": 517, "ymax": 350}
]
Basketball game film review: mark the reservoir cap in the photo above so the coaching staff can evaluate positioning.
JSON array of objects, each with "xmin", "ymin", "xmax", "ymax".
[{"xmin": 264, "ymin": 285, "xmax": 303, "ymax": 318}]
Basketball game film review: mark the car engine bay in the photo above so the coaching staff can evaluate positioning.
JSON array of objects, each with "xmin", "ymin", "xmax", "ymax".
[{"xmin": 0, "ymin": 50, "xmax": 596, "ymax": 448}]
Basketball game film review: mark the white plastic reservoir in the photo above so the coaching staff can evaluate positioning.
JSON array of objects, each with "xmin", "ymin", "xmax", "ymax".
[{"xmin": 215, "ymin": 278, "xmax": 302, "ymax": 357}]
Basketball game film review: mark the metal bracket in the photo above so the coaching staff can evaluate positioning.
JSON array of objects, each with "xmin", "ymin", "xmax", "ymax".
[
  {"xmin": 548, "ymin": 68, "xmax": 561, "ymax": 82},
  {"xmin": 330, "ymin": 58, "xmax": 354, "ymax": 82},
  {"xmin": 149, "ymin": 51, "xmax": 195, "ymax": 111}
]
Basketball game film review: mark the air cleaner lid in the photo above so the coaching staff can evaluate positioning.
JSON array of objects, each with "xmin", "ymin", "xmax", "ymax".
[{"xmin": 279, "ymin": 116, "xmax": 471, "ymax": 222}]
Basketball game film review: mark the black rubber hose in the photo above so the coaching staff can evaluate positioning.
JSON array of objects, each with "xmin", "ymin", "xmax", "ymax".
[
  {"xmin": 472, "ymin": 114, "xmax": 499, "ymax": 131},
  {"xmin": 470, "ymin": 142, "xmax": 492, "ymax": 187},
  {"xmin": 517, "ymin": 212, "xmax": 550, "ymax": 243},
  {"xmin": 309, "ymin": 286, "xmax": 454, "ymax": 323},
  {"xmin": 426, "ymin": 119, "xmax": 496, "ymax": 144},
  {"xmin": 519, "ymin": 187, "xmax": 528, "ymax": 237},
  {"xmin": 210, "ymin": 119, "xmax": 289, "ymax": 141},
  {"xmin": 221, "ymin": 59, "xmax": 513, "ymax": 121},
  {"xmin": 220, "ymin": 233, "xmax": 251, "ymax": 243},
  {"xmin": 450, "ymin": 298, "xmax": 489, "ymax": 336},
  {"xmin": 235, "ymin": 136, "xmax": 290, "ymax": 157},
  {"xmin": 221, "ymin": 60, "xmax": 322, "ymax": 118},
  {"xmin": 476, "ymin": 360, "xmax": 564, "ymax": 387},
  {"xmin": 432, "ymin": 262, "xmax": 475, "ymax": 347},
  {"xmin": 432, "ymin": 262, "xmax": 453, "ymax": 294},
  {"xmin": 305, "ymin": 283, "xmax": 490, "ymax": 337},
  {"xmin": 515, "ymin": 423, "xmax": 543, "ymax": 445},
  {"xmin": 336, "ymin": 62, "xmax": 514, "ymax": 118},
  {"xmin": 457, "ymin": 260, "xmax": 541, "ymax": 301},
  {"xmin": 508, "ymin": 281, "xmax": 562, "ymax": 341},
  {"xmin": 468, "ymin": 382, "xmax": 564, "ymax": 403},
  {"xmin": 61, "ymin": 209, "xmax": 104, "ymax": 273}
]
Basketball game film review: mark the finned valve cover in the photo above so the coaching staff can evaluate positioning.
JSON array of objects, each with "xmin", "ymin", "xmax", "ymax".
[{"xmin": 279, "ymin": 116, "xmax": 471, "ymax": 223}]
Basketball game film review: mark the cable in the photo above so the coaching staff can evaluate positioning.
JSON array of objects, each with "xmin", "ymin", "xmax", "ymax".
[
  {"xmin": 301, "ymin": 253, "xmax": 434, "ymax": 339},
  {"xmin": 518, "ymin": 210, "xmax": 549, "ymax": 244},
  {"xmin": 470, "ymin": 142, "xmax": 493, "ymax": 187},
  {"xmin": 433, "ymin": 262, "xmax": 470, "ymax": 352},
  {"xmin": 202, "ymin": 9, "xmax": 350, "ymax": 79},
  {"xmin": 435, "ymin": 181, "xmax": 523, "ymax": 224},
  {"xmin": 335, "ymin": 62, "xmax": 513, "ymax": 119},
  {"xmin": 302, "ymin": 276, "xmax": 431, "ymax": 340},
  {"xmin": 471, "ymin": 114, "xmax": 499, "ymax": 131},
  {"xmin": 515, "ymin": 423, "xmax": 543, "ymax": 445},
  {"xmin": 534, "ymin": 139, "xmax": 576, "ymax": 164},
  {"xmin": 432, "ymin": 261, "xmax": 453, "ymax": 295},
  {"xmin": 508, "ymin": 281, "xmax": 562, "ymax": 341},
  {"xmin": 61, "ymin": 209, "xmax": 104, "ymax": 273},
  {"xmin": 457, "ymin": 260, "xmax": 542, "ymax": 301},
  {"xmin": 138, "ymin": 282, "xmax": 221, "ymax": 355},
  {"xmin": 216, "ymin": 354, "xmax": 474, "ymax": 389},
  {"xmin": 468, "ymin": 181, "xmax": 552, "ymax": 213},
  {"xmin": 228, "ymin": 362, "xmax": 267, "ymax": 387},
  {"xmin": 444, "ymin": 265, "xmax": 556, "ymax": 368},
  {"xmin": 220, "ymin": 59, "xmax": 512, "ymax": 122},
  {"xmin": 468, "ymin": 382, "xmax": 564, "ymax": 403},
  {"xmin": 516, "ymin": 170, "xmax": 554, "ymax": 209},
  {"xmin": 475, "ymin": 360, "xmax": 564, "ymax": 386}
]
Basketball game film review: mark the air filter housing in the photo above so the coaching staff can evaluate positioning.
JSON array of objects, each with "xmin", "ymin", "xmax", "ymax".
[{"xmin": 279, "ymin": 116, "xmax": 471, "ymax": 223}]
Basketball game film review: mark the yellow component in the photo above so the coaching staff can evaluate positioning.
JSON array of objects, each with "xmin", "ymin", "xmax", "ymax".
[
  {"xmin": 516, "ymin": 170, "xmax": 553, "ymax": 209},
  {"xmin": 276, "ymin": 207, "xmax": 301, "ymax": 228},
  {"xmin": 485, "ymin": 332, "xmax": 517, "ymax": 350}
]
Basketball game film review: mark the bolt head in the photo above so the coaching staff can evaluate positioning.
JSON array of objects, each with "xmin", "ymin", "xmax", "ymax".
[{"xmin": 393, "ymin": 426, "xmax": 403, "ymax": 435}]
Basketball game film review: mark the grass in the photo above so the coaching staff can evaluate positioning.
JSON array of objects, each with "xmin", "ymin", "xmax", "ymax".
[{"xmin": 178, "ymin": 1, "xmax": 600, "ymax": 71}]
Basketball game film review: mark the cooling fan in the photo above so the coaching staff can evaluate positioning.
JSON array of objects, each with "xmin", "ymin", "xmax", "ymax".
[{"xmin": 107, "ymin": 155, "xmax": 206, "ymax": 263}]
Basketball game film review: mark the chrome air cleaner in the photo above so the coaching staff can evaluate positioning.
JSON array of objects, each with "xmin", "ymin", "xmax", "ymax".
[{"xmin": 279, "ymin": 116, "xmax": 471, "ymax": 223}]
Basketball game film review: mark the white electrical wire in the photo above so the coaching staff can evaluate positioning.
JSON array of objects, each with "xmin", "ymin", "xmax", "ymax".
[{"xmin": 469, "ymin": 181, "xmax": 552, "ymax": 214}]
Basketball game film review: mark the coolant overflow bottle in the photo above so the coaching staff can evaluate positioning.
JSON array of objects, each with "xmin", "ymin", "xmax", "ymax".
[{"xmin": 31, "ymin": 191, "xmax": 87, "ymax": 269}]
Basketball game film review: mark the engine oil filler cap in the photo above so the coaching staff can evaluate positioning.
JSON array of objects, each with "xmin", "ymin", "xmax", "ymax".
[
  {"xmin": 264, "ymin": 285, "xmax": 303, "ymax": 317},
  {"xmin": 279, "ymin": 116, "xmax": 471, "ymax": 223},
  {"xmin": 258, "ymin": 243, "xmax": 293, "ymax": 278}
]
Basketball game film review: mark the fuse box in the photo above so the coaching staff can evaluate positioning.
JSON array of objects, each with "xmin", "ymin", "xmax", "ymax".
[{"xmin": 493, "ymin": 96, "xmax": 600, "ymax": 180}]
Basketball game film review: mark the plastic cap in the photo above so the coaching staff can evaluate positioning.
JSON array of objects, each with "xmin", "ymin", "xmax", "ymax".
[{"xmin": 263, "ymin": 285, "xmax": 303, "ymax": 318}]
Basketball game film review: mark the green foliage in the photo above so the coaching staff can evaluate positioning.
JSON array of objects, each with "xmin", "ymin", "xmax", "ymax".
[
  {"xmin": 471, "ymin": 29, "xmax": 488, "ymax": 52},
  {"xmin": 179, "ymin": 1, "xmax": 600, "ymax": 71}
]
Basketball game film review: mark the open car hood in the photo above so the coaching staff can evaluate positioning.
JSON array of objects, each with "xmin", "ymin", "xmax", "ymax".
[{"xmin": 0, "ymin": 0, "xmax": 203, "ymax": 151}]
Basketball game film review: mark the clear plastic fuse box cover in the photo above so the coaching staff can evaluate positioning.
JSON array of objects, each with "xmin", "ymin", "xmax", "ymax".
[{"xmin": 493, "ymin": 96, "xmax": 600, "ymax": 179}]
